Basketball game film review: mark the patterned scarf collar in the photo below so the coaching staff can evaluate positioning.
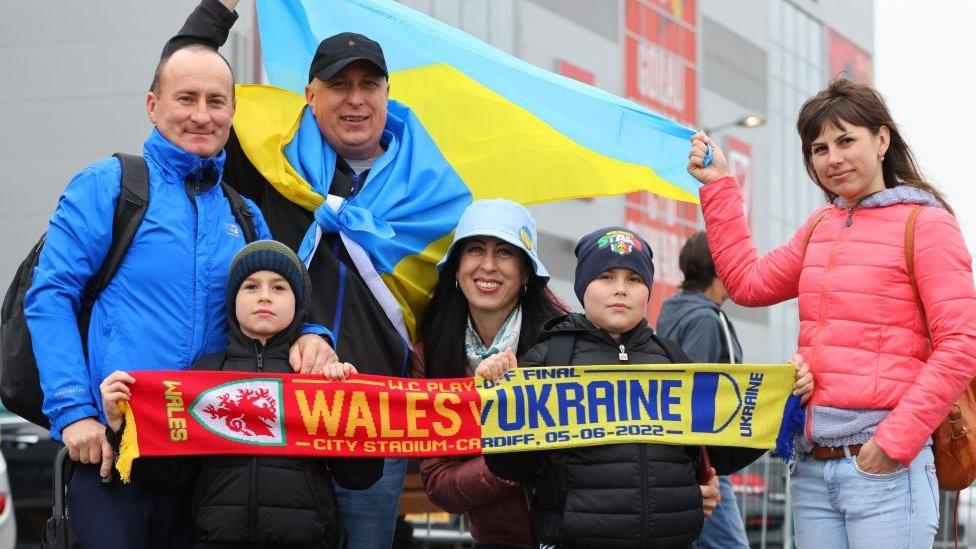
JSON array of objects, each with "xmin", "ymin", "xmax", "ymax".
[
  {"xmin": 464, "ymin": 306, "xmax": 522, "ymax": 374},
  {"xmin": 832, "ymin": 185, "xmax": 943, "ymax": 209}
]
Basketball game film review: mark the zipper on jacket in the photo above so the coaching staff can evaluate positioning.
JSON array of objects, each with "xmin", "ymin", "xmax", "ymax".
[
  {"xmin": 618, "ymin": 344, "xmax": 629, "ymax": 362},
  {"xmin": 248, "ymin": 339, "xmax": 264, "ymax": 541},
  {"xmin": 254, "ymin": 340, "xmax": 265, "ymax": 372},
  {"xmin": 808, "ymin": 210, "xmax": 854, "ymax": 441},
  {"xmin": 844, "ymin": 202, "xmax": 857, "ymax": 227},
  {"xmin": 189, "ymin": 189, "xmax": 200, "ymax": 369}
]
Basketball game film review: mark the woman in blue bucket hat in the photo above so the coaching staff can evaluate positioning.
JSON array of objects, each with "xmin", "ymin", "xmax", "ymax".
[{"xmin": 416, "ymin": 199, "xmax": 567, "ymax": 548}]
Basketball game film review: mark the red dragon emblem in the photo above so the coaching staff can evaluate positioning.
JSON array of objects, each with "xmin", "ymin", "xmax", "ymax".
[{"xmin": 202, "ymin": 387, "xmax": 278, "ymax": 437}]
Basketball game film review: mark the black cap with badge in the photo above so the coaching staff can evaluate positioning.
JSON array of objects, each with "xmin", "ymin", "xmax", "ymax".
[{"xmin": 308, "ymin": 32, "xmax": 389, "ymax": 82}]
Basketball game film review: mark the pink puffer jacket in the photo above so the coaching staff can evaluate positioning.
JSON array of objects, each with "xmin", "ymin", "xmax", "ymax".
[{"xmin": 700, "ymin": 176, "xmax": 976, "ymax": 466}]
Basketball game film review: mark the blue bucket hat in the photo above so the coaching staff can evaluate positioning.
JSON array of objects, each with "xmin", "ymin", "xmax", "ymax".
[{"xmin": 437, "ymin": 199, "xmax": 550, "ymax": 281}]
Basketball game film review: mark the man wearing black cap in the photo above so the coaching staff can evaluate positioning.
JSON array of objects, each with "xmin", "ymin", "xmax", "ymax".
[
  {"xmin": 304, "ymin": 32, "xmax": 390, "ymax": 170},
  {"xmin": 164, "ymin": 1, "xmax": 415, "ymax": 546}
]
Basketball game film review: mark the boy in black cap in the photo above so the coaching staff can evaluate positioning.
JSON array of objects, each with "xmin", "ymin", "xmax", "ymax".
[
  {"xmin": 101, "ymin": 240, "xmax": 381, "ymax": 548},
  {"xmin": 483, "ymin": 226, "xmax": 770, "ymax": 548}
]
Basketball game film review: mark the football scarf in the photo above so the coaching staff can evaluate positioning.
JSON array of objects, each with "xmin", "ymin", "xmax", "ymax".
[{"xmin": 116, "ymin": 364, "xmax": 802, "ymax": 482}]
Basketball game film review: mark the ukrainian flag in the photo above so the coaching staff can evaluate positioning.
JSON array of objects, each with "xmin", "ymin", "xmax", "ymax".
[{"xmin": 238, "ymin": 0, "xmax": 703, "ymax": 343}]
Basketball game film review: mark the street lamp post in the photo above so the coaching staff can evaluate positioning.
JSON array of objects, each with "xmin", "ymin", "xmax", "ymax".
[{"xmin": 703, "ymin": 114, "xmax": 766, "ymax": 135}]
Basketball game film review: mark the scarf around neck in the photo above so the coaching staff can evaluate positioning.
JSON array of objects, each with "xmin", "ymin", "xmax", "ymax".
[{"xmin": 464, "ymin": 305, "xmax": 522, "ymax": 374}]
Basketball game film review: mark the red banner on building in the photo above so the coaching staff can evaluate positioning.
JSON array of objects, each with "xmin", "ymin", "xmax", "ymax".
[
  {"xmin": 623, "ymin": 0, "xmax": 699, "ymax": 324},
  {"xmin": 827, "ymin": 28, "xmax": 872, "ymax": 84},
  {"xmin": 556, "ymin": 59, "xmax": 595, "ymax": 85}
]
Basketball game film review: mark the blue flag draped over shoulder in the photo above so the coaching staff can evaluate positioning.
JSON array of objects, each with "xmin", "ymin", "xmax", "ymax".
[{"xmin": 240, "ymin": 0, "xmax": 705, "ymax": 343}]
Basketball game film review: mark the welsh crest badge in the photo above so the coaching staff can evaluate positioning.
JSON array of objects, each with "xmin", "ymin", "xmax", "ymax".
[{"xmin": 190, "ymin": 379, "xmax": 286, "ymax": 446}]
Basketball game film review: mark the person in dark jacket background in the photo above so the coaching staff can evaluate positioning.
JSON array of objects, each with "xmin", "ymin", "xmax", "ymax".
[
  {"xmin": 101, "ymin": 240, "xmax": 382, "ymax": 548},
  {"xmin": 485, "ymin": 227, "xmax": 781, "ymax": 548},
  {"xmin": 657, "ymin": 231, "xmax": 749, "ymax": 549}
]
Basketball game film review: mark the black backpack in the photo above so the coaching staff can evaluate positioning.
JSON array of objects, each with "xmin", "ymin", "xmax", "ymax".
[{"xmin": 0, "ymin": 153, "xmax": 257, "ymax": 428}]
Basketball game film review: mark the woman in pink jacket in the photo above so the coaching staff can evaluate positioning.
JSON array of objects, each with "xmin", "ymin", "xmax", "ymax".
[{"xmin": 687, "ymin": 78, "xmax": 976, "ymax": 548}]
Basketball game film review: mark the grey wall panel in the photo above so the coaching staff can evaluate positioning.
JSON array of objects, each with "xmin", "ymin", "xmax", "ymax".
[
  {"xmin": 487, "ymin": 0, "xmax": 517, "ymax": 54},
  {"xmin": 431, "ymin": 0, "xmax": 462, "ymax": 26},
  {"xmin": 397, "ymin": 0, "xmax": 433, "ymax": 12},
  {"xmin": 702, "ymin": 17, "xmax": 768, "ymax": 114},
  {"xmin": 526, "ymin": 0, "xmax": 619, "ymax": 42},
  {"xmin": 0, "ymin": 98, "xmax": 155, "ymax": 166},
  {"xmin": 397, "ymin": 0, "xmax": 517, "ymax": 54},
  {"xmin": 699, "ymin": 0, "xmax": 768, "ymax": 50},
  {"xmin": 460, "ymin": 0, "xmax": 490, "ymax": 41},
  {"xmin": 0, "ymin": 0, "xmax": 257, "ymax": 301},
  {"xmin": 518, "ymin": 1, "xmax": 621, "ymax": 94},
  {"xmin": 804, "ymin": 0, "xmax": 873, "ymax": 52}
]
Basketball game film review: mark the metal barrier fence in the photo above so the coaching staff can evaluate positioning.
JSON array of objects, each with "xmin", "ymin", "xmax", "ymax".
[{"xmin": 406, "ymin": 452, "xmax": 975, "ymax": 548}]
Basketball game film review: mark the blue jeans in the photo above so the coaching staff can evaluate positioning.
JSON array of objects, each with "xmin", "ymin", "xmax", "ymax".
[
  {"xmin": 694, "ymin": 475, "xmax": 749, "ymax": 549},
  {"xmin": 790, "ymin": 445, "xmax": 939, "ymax": 549},
  {"xmin": 334, "ymin": 457, "xmax": 408, "ymax": 548}
]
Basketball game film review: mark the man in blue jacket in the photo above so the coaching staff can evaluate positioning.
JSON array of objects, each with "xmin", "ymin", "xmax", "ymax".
[
  {"xmin": 164, "ymin": 3, "xmax": 433, "ymax": 546},
  {"xmin": 24, "ymin": 45, "xmax": 335, "ymax": 548},
  {"xmin": 657, "ymin": 230, "xmax": 749, "ymax": 549}
]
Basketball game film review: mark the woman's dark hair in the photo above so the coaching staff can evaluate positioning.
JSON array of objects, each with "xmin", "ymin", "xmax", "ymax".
[
  {"xmin": 796, "ymin": 77, "xmax": 952, "ymax": 213},
  {"xmin": 419, "ymin": 241, "xmax": 567, "ymax": 379},
  {"xmin": 678, "ymin": 231, "xmax": 716, "ymax": 293}
]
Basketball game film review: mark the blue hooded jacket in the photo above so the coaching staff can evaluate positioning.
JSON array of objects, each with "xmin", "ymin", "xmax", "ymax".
[
  {"xmin": 25, "ymin": 129, "xmax": 273, "ymax": 438},
  {"xmin": 656, "ymin": 291, "xmax": 742, "ymax": 364}
]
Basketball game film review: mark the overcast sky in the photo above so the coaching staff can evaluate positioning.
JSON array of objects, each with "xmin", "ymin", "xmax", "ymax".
[{"xmin": 874, "ymin": 0, "xmax": 976, "ymax": 253}]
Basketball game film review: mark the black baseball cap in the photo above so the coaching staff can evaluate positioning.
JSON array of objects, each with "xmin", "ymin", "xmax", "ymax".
[{"xmin": 308, "ymin": 32, "xmax": 388, "ymax": 82}]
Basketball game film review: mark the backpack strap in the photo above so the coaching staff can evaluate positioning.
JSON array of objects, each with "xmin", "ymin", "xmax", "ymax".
[
  {"xmin": 802, "ymin": 209, "xmax": 832, "ymax": 255},
  {"xmin": 221, "ymin": 182, "xmax": 258, "ymax": 244},
  {"xmin": 543, "ymin": 333, "xmax": 576, "ymax": 366},
  {"xmin": 77, "ymin": 153, "xmax": 150, "ymax": 338},
  {"xmin": 651, "ymin": 332, "xmax": 693, "ymax": 363},
  {"xmin": 904, "ymin": 205, "xmax": 926, "ymax": 333}
]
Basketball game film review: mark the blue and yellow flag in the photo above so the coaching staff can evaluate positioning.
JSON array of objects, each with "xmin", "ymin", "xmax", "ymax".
[{"xmin": 242, "ymin": 0, "xmax": 704, "ymax": 343}]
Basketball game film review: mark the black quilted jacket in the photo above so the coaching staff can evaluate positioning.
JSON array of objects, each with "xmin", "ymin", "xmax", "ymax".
[{"xmin": 485, "ymin": 314, "xmax": 762, "ymax": 548}]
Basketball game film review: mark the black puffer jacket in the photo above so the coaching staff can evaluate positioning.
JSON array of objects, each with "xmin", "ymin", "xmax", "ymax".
[
  {"xmin": 485, "ymin": 314, "xmax": 762, "ymax": 549},
  {"xmin": 189, "ymin": 260, "xmax": 381, "ymax": 548}
]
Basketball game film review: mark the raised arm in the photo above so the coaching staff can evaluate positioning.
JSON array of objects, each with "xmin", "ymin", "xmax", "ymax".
[
  {"xmin": 688, "ymin": 132, "xmax": 823, "ymax": 307},
  {"xmin": 162, "ymin": 0, "xmax": 240, "ymax": 57}
]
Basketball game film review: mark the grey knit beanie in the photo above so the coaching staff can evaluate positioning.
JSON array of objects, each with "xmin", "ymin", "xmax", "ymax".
[{"xmin": 227, "ymin": 240, "xmax": 309, "ymax": 303}]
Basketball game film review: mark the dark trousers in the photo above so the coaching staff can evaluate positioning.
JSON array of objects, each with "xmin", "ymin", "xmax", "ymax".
[{"xmin": 67, "ymin": 464, "xmax": 195, "ymax": 549}]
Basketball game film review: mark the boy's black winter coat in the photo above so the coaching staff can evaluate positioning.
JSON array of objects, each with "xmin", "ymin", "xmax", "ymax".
[
  {"xmin": 111, "ymin": 263, "xmax": 383, "ymax": 548},
  {"xmin": 190, "ymin": 334, "xmax": 380, "ymax": 548},
  {"xmin": 485, "ymin": 314, "xmax": 762, "ymax": 549},
  {"xmin": 188, "ymin": 264, "xmax": 382, "ymax": 548}
]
